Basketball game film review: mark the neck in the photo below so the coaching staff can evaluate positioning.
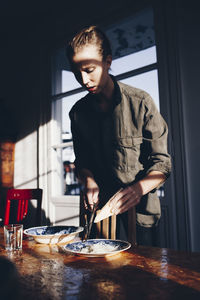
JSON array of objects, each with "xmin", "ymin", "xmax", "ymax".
[
  {"xmin": 99, "ymin": 75, "xmax": 114, "ymax": 102},
  {"xmin": 97, "ymin": 76, "xmax": 115, "ymax": 112}
]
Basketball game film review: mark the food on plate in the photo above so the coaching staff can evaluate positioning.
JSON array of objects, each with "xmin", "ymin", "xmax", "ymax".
[{"xmin": 79, "ymin": 241, "xmax": 119, "ymax": 254}]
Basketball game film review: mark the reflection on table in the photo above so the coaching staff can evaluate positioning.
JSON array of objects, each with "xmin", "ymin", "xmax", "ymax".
[{"xmin": 0, "ymin": 227, "xmax": 200, "ymax": 299}]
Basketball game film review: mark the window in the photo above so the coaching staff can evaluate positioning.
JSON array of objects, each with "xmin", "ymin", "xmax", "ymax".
[{"xmin": 51, "ymin": 7, "xmax": 159, "ymax": 196}]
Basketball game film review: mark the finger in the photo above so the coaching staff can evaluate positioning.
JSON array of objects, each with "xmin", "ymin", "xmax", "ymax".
[
  {"xmin": 83, "ymin": 200, "xmax": 90, "ymax": 213},
  {"xmin": 112, "ymin": 196, "xmax": 141, "ymax": 215},
  {"xmin": 119, "ymin": 197, "xmax": 140, "ymax": 214},
  {"xmin": 110, "ymin": 185, "xmax": 140, "ymax": 209},
  {"xmin": 83, "ymin": 193, "xmax": 92, "ymax": 211},
  {"xmin": 109, "ymin": 189, "xmax": 126, "ymax": 207},
  {"xmin": 109, "ymin": 189, "xmax": 132, "ymax": 211},
  {"xmin": 87, "ymin": 193, "xmax": 96, "ymax": 206},
  {"xmin": 87, "ymin": 193, "xmax": 99, "ymax": 210},
  {"xmin": 82, "ymin": 194, "xmax": 88, "ymax": 209},
  {"xmin": 92, "ymin": 190, "xmax": 99, "ymax": 204}
]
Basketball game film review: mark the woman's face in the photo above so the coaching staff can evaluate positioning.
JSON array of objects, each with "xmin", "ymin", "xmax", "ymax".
[{"xmin": 71, "ymin": 44, "xmax": 112, "ymax": 95}]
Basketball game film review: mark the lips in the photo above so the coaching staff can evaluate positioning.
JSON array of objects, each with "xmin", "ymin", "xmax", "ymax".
[{"xmin": 87, "ymin": 86, "xmax": 96, "ymax": 92}]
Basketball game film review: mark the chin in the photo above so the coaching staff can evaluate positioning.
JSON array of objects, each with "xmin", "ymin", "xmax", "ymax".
[{"xmin": 89, "ymin": 89, "xmax": 99, "ymax": 94}]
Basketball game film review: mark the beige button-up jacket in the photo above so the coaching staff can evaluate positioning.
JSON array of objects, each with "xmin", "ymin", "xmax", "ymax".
[{"xmin": 69, "ymin": 77, "xmax": 171, "ymax": 227}]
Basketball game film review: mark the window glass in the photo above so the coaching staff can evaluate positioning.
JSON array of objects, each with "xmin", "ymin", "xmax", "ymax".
[
  {"xmin": 61, "ymin": 91, "xmax": 87, "ymax": 195},
  {"xmin": 62, "ymin": 91, "xmax": 87, "ymax": 133},
  {"xmin": 105, "ymin": 7, "xmax": 155, "ymax": 59},
  {"xmin": 62, "ymin": 70, "xmax": 81, "ymax": 93},
  {"xmin": 111, "ymin": 46, "xmax": 157, "ymax": 76}
]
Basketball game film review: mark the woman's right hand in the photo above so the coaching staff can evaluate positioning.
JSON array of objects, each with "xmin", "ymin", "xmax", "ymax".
[{"xmin": 84, "ymin": 177, "xmax": 99, "ymax": 211}]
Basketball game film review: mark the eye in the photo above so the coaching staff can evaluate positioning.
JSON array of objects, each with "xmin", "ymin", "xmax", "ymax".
[{"xmin": 85, "ymin": 67, "xmax": 95, "ymax": 73}]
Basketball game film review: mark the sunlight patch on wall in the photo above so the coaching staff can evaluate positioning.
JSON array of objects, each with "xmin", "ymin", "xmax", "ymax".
[{"xmin": 14, "ymin": 131, "xmax": 37, "ymax": 188}]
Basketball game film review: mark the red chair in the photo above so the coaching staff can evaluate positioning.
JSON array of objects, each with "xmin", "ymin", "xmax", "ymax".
[{"xmin": 4, "ymin": 189, "xmax": 43, "ymax": 226}]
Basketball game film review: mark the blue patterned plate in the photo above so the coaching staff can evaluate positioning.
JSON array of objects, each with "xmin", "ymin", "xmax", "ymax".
[
  {"xmin": 64, "ymin": 239, "xmax": 131, "ymax": 257},
  {"xmin": 24, "ymin": 225, "xmax": 84, "ymax": 244}
]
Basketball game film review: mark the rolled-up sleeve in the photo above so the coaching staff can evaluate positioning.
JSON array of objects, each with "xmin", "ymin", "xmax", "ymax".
[{"xmin": 142, "ymin": 96, "xmax": 171, "ymax": 178}]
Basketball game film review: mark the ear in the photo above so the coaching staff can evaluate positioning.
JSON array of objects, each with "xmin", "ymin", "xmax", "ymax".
[{"xmin": 106, "ymin": 55, "xmax": 112, "ymax": 69}]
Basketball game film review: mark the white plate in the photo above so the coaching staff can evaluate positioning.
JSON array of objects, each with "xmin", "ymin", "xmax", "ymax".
[
  {"xmin": 24, "ymin": 225, "xmax": 84, "ymax": 244},
  {"xmin": 64, "ymin": 239, "xmax": 131, "ymax": 257}
]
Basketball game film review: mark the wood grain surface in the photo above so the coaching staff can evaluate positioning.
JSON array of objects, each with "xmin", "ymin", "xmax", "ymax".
[{"xmin": 0, "ymin": 227, "xmax": 200, "ymax": 299}]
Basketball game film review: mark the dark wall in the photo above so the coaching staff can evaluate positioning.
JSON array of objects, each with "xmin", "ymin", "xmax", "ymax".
[
  {"xmin": 176, "ymin": 2, "xmax": 200, "ymax": 251},
  {"xmin": 155, "ymin": 0, "xmax": 200, "ymax": 251},
  {"xmin": 0, "ymin": 40, "xmax": 43, "ymax": 141}
]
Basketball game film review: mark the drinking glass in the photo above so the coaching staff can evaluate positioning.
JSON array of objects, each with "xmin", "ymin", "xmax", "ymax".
[{"xmin": 4, "ymin": 224, "xmax": 23, "ymax": 251}]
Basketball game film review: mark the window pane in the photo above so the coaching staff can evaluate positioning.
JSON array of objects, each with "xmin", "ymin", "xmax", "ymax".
[
  {"xmin": 62, "ymin": 70, "xmax": 82, "ymax": 93},
  {"xmin": 62, "ymin": 91, "xmax": 87, "ymax": 195},
  {"xmin": 111, "ymin": 46, "xmax": 157, "ymax": 76},
  {"xmin": 105, "ymin": 7, "xmax": 155, "ymax": 59},
  {"xmin": 62, "ymin": 91, "xmax": 87, "ymax": 133}
]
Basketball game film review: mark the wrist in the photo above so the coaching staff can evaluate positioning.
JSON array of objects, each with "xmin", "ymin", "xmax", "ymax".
[{"xmin": 137, "ymin": 171, "xmax": 166, "ymax": 195}]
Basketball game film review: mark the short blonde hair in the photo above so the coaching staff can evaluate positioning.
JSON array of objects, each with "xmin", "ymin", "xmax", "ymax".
[{"xmin": 67, "ymin": 25, "xmax": 112, "ymax": 62}]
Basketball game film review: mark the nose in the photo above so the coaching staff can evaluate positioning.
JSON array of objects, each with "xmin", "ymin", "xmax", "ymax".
[{"xmin": 81, "ymin": 72, "xmax": 89, "ymax": 85}]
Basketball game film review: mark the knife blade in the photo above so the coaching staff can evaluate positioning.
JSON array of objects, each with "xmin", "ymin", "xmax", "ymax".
[{"xmin": 94, "ymin": 188, "xmax": 123, "ymax": 223}]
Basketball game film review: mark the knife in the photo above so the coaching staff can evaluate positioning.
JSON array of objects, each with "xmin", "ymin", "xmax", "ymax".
[
  {"xmin": 94, "ymin": 188, "xmax": 123, "ymax": 223},
  {"xmin": 84, "ymin": 202, "xmax": 98, "ymax": 240}
]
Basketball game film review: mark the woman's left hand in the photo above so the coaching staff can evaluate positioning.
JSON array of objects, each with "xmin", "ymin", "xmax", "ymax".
[
  {"xmin": 109, "ymin": 171, "xmax": 166, "ymax": 215},
  {"xmin": 109, "ymin": 183, "xmax": 142, "ymax": 215}
]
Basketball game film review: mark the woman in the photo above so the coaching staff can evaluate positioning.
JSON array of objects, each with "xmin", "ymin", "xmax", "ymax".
[{"xmin": 67, "ymin": 25, "xmax": 171, "ymax": 245}]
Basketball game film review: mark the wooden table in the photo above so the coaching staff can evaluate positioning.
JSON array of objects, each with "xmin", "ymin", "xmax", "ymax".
[{"xmin": 0, "ymin": 228, "xmax": 200, "ymax": 300}]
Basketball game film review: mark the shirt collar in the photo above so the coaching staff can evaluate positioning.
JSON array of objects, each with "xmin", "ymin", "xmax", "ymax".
[
  {"xmin": 110, "ymin": 74, "xmax": 122, "ymax": 106},
  {"xmin": 89, "ymin": 75, "xmax": 122, "ymax": 114}
]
